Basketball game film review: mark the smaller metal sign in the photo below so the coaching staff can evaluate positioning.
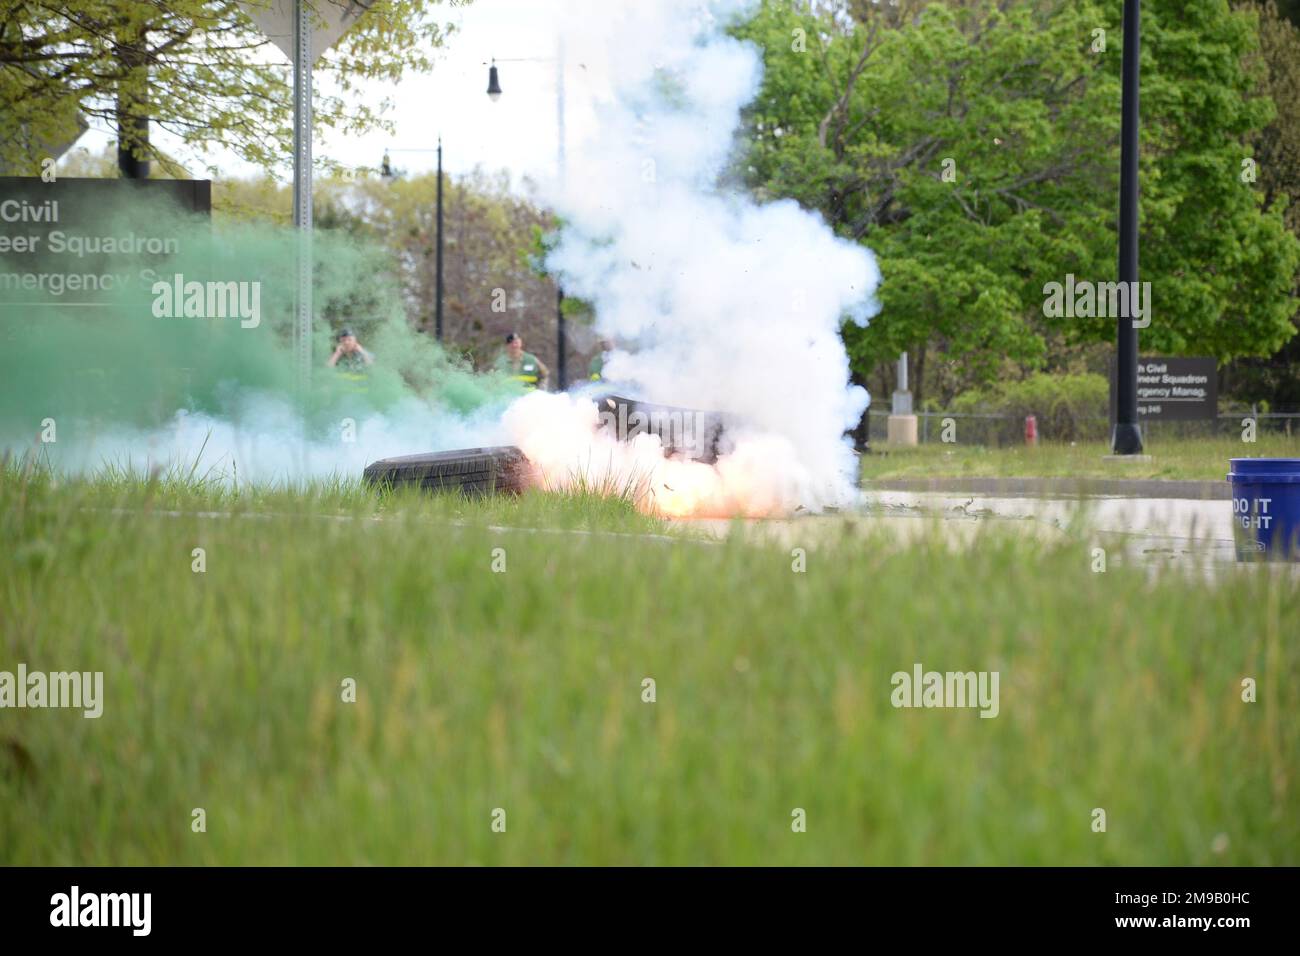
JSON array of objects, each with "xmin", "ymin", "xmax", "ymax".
[{"xmin": 239, "ymin": 0, "xmax": 375, "ymax": 65}]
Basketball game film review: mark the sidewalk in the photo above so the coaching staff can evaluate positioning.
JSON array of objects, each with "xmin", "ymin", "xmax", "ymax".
[
  {"xmin": 870, "ymin": 490, "xmax": 1233, "ymax": 539},
  {"xmin": 683, "ymin": 490, "xmax": 1288, "ymax": 576},
  {"xmin": 864, "ymin": 476, "xmax": 1229, "ymax": 500}
]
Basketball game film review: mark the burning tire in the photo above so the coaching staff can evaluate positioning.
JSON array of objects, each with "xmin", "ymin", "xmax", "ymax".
[{"xmin": 363, "ymin": 446, "xmax": 535, "ymax": 496}]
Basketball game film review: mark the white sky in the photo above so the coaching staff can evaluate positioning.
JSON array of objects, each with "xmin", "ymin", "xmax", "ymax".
[{"xmin": 75, "ymin": 0, "xmax": 607, "ymax": 185}]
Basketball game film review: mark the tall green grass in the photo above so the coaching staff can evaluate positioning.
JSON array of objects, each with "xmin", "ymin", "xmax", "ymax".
[{"xmin": 1, "ymin": 465, "xmax": 1296, "ymax": 865}]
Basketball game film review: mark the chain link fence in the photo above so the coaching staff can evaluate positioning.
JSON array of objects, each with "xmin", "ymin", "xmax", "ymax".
[{"xmin": 866, "ymin": 410, "xmax": 1300, "ymax": 446}]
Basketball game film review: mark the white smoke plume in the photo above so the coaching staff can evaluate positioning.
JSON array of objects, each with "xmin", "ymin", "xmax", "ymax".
[
  {"xmin": 503, "ymin": 0, "xmax": 881, "ymax": 515},
  {"xmin": 15, "ymin": 396, "xmax": 509, "ymax": 485}
]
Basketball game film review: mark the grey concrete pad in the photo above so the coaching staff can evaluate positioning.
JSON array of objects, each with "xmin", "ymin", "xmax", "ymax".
[
  {"xmin": 677, "ymin": 492, "xmax": 1300, "ymax": 579},
  {"xmin": 865, "ymin": 476, "xmax": 1229, "ymax": 499}
]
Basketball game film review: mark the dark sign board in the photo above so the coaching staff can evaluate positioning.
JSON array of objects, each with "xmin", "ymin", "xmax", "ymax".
[
  {"xmin": 0, "ymin": 176, "xmax": 210, "ymax": 313},
  {"xmin": 1110, "ymin": 356, "xmax": 1217, "ymax": 421}
]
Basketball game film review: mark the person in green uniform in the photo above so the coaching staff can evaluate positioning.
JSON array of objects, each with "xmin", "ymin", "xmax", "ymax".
[
  {"xmin": 496, "ymin": 332, "xmax": 549, "ymax": 390},
  {"xmin": 589, "ymin": 338, "xmax": 614, "ymax": 382},
  {"xmin": 327, "ymin": 328, "xmax": 374, "ymax": 393}
]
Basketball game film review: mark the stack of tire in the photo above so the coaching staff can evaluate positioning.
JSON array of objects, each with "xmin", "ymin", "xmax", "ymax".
[{"xmin": 363, "ymin": 446, "xmax": 536, "ymax": 496}]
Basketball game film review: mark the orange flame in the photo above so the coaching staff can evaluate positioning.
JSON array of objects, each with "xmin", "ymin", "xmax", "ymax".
[{"xmin": 502, "ymin": 392, "xmax": 810, "ymax": 518}]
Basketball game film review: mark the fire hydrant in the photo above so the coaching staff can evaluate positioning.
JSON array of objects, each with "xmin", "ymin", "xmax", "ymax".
[{"xmin": 1025, "ymin": 414, "xmax": 1038, "ymax": 446}]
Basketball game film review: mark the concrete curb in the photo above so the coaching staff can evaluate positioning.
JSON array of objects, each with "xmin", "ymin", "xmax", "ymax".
[{"xmin": 864, "ymin": 476, "xmax": 1230, "ymax": 500}]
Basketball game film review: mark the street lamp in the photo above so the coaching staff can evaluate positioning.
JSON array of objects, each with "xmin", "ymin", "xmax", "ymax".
[
  {"xmin": 486, "ymin": 42, "xmax": 570, "ymax": 390},
  {"xmin": 382, "ymin": 142, "xmax": 446, "ymax": 341}
]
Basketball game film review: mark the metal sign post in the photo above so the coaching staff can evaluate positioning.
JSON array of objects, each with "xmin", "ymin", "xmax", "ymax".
[
  {"xmin": 293, "ymin": 0, "xmax": 313, "ymax": 401},
  {"xmin": 239, "ymin": 0, "xmax": 378, "ymax": 403}
]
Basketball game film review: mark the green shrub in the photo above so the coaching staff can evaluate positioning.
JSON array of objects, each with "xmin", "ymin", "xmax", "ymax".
[{"xmin": 949, "ymin": 372, "xmax": 1109, "ymax": 441}]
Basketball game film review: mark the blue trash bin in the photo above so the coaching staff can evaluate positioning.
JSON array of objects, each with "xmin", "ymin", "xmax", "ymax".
[{"xmin": 1227, "ymin": 458, "xmax": 1300, "ymax": 561}]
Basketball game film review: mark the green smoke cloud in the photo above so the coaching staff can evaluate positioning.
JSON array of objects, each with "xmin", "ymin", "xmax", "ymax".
[{"xmin": 0, "ymin": 183, "xmax": 520, "ymax": 472}]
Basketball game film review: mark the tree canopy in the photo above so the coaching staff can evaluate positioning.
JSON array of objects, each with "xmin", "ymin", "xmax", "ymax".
[
  {"xmin": 0, "ymin": 0, "xmax": 466, "ymax": 174},
  {"xmin": 732, "ymin": 0, "xmax": 1300, "ymax": 406},
  {"xmin": 211, "ymin": 165, "xmax": 583, "ymax": 374}
]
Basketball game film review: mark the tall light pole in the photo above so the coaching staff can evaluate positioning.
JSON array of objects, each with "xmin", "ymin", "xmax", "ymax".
[
  {"xmin": 1113, "ymin": 0, "xmax": 1144, "ymax": 455},
  {"xmin": 554, "ymin": 38, "xmax": 566, "ymax": 390},
  {"xmin": 436, "ymin": 137, "xmax": 445, "ymax": 342},
  {"xmin": 487, "ymin": 39, "xmax": 570, "ymax": 390},
  {"xmin": 383, "ymin": 144, "xmax": 447, "ymax": 341}
]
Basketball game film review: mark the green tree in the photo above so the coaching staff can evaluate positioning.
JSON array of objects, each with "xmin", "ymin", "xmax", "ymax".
[
  {"xmin": 214, "ymin": 167, "xmax": 578, "ymax": 373},
  {"xmin": 1248, "ymin": 1, "xmax": 1300, "ymax": 239},
  {"xmin": 1224, "ymin": 0, "xmax": 1300, "ymax": 405},
  {"xmin": 1257, "ymin": 0, "xmax": 1300, "ymax": 26},
  {"xmin": 1131, "ymin": 0, "xmax": 1297, "ymax": 360},
  {"xmin": 733, "ymin": 0, "xmax": 1300, "ymax": 407},
  {"xmin": 347, "ymin": 168, "xmax": 571, "ymax": 370},
  {"xmin": 0, "ymin": 0, "xmax": 467, "ymax": 175}
]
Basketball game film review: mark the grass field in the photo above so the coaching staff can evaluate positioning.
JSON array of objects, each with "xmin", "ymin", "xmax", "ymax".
[
  {"xmin": 861, "ymin": 436, "xmax": 1300, "ymax": 482},
  {"xmin": 2, "ymin": 462, "xmax": 1297, "ymax": 865}
]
